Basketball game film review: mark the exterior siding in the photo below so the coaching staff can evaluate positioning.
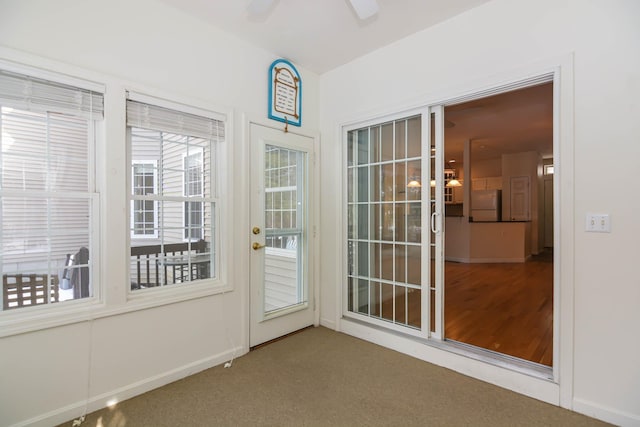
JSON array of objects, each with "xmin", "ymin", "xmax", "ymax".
[{"xmin": 1, "ymin": 108, "xmax": 91, "ymax": 276}]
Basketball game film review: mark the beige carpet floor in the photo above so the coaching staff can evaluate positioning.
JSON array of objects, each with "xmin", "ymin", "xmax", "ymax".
[{"xmin": 60, "ymin": 326, "xmax": 610, "ymax": 427}]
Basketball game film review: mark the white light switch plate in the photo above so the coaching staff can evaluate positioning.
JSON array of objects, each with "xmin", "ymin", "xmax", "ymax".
[{"xmin": 585, "ymin": 213, "xmax": 611, "ymax": 233}]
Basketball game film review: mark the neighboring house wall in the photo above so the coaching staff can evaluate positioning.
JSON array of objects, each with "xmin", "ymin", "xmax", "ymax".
[
  {"xmin": 130, "ymin": 130, "xmax": 213, "ymax": 246},
  {"xmin": 0, "ymin": 110, "xmax": 91, "ymax": 274}
]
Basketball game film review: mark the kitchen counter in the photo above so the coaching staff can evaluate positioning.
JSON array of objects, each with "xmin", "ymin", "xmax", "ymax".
[{"xmin": 445, "ymin": 217, "xmax": 531, "ymax": 263}]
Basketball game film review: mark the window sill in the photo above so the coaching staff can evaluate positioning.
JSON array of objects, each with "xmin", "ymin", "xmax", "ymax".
[
  {"xmin": 0, "ymin": 279, "xmax": 232, "ymax": 338},
  {"xmin": 124, "ymin": 279, "xmax": 232, "ymax": 314}
]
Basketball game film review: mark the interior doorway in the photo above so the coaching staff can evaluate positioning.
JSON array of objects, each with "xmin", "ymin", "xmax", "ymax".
[{"xmin": 442, "ymin": 82, "xmax": 554, "ymax": 366}]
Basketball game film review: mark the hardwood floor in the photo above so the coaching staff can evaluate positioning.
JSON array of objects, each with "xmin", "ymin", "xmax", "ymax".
[
  {"xmin": 357, "ymin": 249, "xmax": 554, "ymax": 366},
  {"xmin": 444, "ymin": 250, "xmax": 554, "ymax": 366}
]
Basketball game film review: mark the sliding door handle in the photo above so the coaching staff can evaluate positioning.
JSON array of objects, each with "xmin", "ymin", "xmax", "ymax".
[{"xmin": 430, "ymin": 212, "xmax": 439, "ymax": 234}]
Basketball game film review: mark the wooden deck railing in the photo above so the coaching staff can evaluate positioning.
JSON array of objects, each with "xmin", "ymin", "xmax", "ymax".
[
  {"xmin": 1, "ymin": 241, "xmax": 210, "ymax": 309},
  {"xmin": 3, "ymin": 273, "xmax": 59, "ymax": 310},
  {"xmin": 130, "ymin": 240, "xmax": 209, "ymax": 289}
]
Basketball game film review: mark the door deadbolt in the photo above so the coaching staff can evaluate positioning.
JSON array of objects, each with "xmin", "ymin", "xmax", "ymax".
[{"xmin": 252, "ymin": 226, "xmax": 261, "ymax": 235}]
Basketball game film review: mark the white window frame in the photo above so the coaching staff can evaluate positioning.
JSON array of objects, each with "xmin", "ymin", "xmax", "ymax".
[
  {"xmin": 126, "ymin": 91, "xmax": 227, "ymax": 297},
  {"xmin": 0, "ymin": 54, "xmax": 232, "ymax": 337},
  {"xmin": 131, "ymin": 160, "xmax": 158, "ymax": 239},
  {"xmin": 0, "ymin": 59, "xmax": 103, "ymax": 333}
]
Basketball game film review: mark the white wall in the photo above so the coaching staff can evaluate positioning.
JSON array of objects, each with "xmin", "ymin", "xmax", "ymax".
[
  {"xmin": 0, "ymin": 0, "xmax": 319, "ymax": 425},
  {"xmin": 319, "ymin": 0, "xmax": 640, "ymax": 425}
]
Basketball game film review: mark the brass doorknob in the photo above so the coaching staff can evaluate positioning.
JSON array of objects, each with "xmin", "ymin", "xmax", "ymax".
[{"xmin": 252, "ymin": 242, "xmax": 266, "ymax": 250}]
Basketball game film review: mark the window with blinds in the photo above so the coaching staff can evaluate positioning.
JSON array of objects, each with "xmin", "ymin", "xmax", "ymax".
[
  {"xmin": 0, "ymin": 68, "xmax": 102, "ymax": 311},
  {"xmin": 127, "ymin": 94, "xmax": 224, "ymax": 291}
]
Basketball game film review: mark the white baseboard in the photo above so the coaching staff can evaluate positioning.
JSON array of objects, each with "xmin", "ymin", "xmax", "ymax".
[
  {"xmin": 320, "ymin": 317, "xmax": 336, "ymax": 330},
  {"xmin": 573, "ymin": 397, "xmax": 640, "ymax": 427},
  {"xmin": 12, "ymin": 346, "xmax": 246, "ymax": 427}
]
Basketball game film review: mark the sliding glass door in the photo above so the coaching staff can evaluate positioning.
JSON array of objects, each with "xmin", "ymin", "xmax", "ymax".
[{"xmin": 345, "ymin": 107, "xmax": 445, "ymax": 337}]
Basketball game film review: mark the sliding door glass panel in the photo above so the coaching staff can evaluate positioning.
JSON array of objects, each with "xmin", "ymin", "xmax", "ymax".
[{"xmin": 346, "ymin": 116, "xmax": 422, "ymax": 330}]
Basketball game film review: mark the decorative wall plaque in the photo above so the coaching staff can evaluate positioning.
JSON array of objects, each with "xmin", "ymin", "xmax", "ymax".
[{"xmin": 268, "ymin": 59, "xmax": 301, "ymax": 127}]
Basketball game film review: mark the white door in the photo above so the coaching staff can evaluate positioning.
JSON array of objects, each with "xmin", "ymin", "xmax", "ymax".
[
  {"xmin": 509, "ymin": 176, "xmax": 531, "ymax": 221},
  {"xmin": 249, "ymin": 123, "xmax": 316, "ymax": 347}
]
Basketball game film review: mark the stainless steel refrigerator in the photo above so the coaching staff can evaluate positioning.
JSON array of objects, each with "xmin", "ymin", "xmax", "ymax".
[{"xmin": 470, "ymin": 189, "xmax": 502, "ymax": 222}]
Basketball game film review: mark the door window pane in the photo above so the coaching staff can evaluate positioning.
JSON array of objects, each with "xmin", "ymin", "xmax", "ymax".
[{"xmin": 263, "ymin": 145, "xmax": 307, "ymax": 314}]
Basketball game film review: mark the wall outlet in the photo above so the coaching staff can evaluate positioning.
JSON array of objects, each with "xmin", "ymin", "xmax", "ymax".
[{"xmin": 585, "ymin": 213, "xmax": 611, "ymax": 233}]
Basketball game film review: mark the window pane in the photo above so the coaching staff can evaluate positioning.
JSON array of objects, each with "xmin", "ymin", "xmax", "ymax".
[
  {"xmin": 395, "ymin": 244, "xmax": 407, "ymax": 284},
  {"xmin": 395, "ymin": 120, "xmax": 406, "ymax": 160},
  {"xmin": 395, "ymin": 162, "xmax": 406, "ymax": 202},
  {"xmin": 407, "ymin": 202, "xmax": 421, "ymax": 243},
  {"xmin": 129, "ymin": 110, "xmax": 219, "ymax": 291},
  {"xmin": 184, "ymin": 201, "xmax": 203, "ymax": 240},
  {"xmin": 407, "ymin": 245, "xmax": 421, "ymax": 285},
  {"xmin": 408, "ymin": 288, "xmax": 421, "ymax": 328},
  {"xmin": 1, "ymin": 104, "xmax": 96, "ymax": 309},
  {"xmin": 131, "ymin": 162, "xmax": 157, "ymax": 237},
  {"xmin": 381, "ymin": 163, "xmax": 394, "ymax": 202},
  {"xmin": 407, "ymin": 159, "xmax": 421, "ymax": 202},
  {"xmin": 357, "ymin": 241, "xmax": 369, "ymax": 277},
  {"xmin": 395, "ymin": 203, "xmax": 406, "ymax": 242},
  {"xmin": 381, "ymin": 122, "xmax": 393, "ymax": 162},
  {"xmin": 356, "ymin": 166, "xmax": 369, "ymax": 202},
  {"xmin": 407, "ymin": 116, "xmax": 421, "ymax": 159},
  {"xmin": 1, "ymin": 100, "xmax": 92, "ymax": 183},
  {"xmin": 357, "ymin": 129, "xmax": 369, "ymax": 165}
]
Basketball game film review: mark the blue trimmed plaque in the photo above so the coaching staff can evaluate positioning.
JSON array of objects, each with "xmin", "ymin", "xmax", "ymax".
[{"xmin": 268, "ymin": 59, "xmax": 301, "ymax": 127}]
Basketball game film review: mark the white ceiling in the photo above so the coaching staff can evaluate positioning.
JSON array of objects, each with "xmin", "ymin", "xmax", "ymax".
[
  {"xmin": 445, "ymin": 83, "xmax": 554, "ymax": 163},
  {"xmin": 155, "ymin": 0, "xmax": 552, "ymax": 164},
  {"xmin": 156, "ymin": 0, "xmax": 491, "ymax": 74}
]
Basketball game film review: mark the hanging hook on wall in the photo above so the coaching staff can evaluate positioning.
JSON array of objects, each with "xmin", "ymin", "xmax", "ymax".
[{"xmin": 284, "ymin": 116, "xmax": 289, "ymax": 133}]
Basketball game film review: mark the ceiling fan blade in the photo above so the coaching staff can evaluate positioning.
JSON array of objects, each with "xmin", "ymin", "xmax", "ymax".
[{"xmin": 349, "ymin": 0, "xmax": 379, "ymax": 20}]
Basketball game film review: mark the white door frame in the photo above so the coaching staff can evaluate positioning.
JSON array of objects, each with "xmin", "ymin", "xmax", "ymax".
[
  {"xmin": 336, "ymin": 55, "xmax": 575, "ymax": 408},
  {"xmin": 246, "ymin": 119, "xmax": 320, "ymax": 347}
]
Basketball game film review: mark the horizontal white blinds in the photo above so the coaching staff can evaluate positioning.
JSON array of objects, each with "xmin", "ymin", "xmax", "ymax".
[
  {"xmin": 126, "ymin": 99, "xmax": 225, "ymax": 141},
  {"xmin": 0, "ymin": 69, "xmax": 103, "ymax": 119}
]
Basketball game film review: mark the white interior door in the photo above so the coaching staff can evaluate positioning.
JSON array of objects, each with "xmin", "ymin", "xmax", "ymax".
[
  {"xmin": 509, "ymin": 176, "xmax": 531, "ymax": 221},
  {"xmin": 249, "ymin": 123, "xmax": 316, "ymax": 347}
]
